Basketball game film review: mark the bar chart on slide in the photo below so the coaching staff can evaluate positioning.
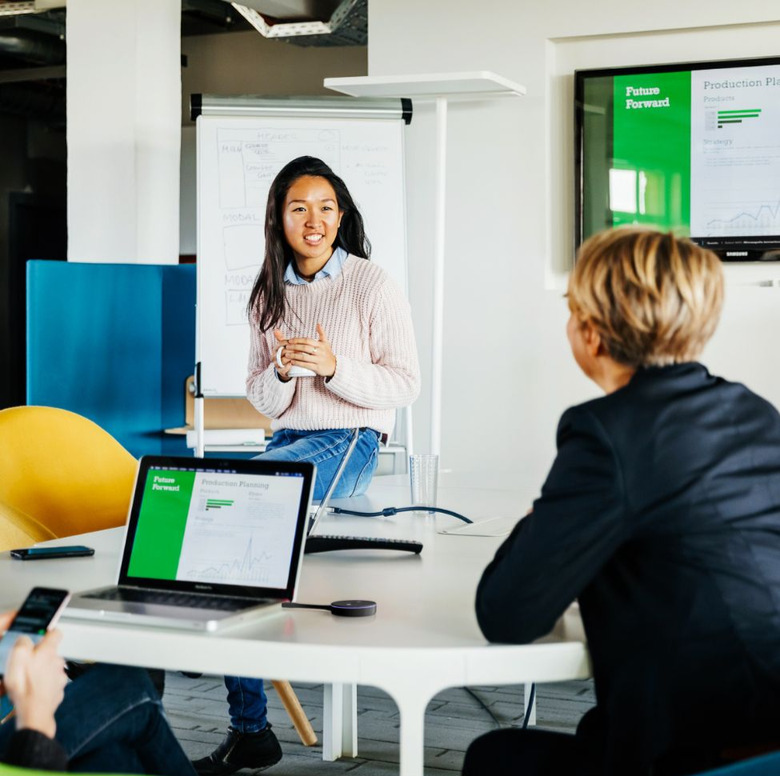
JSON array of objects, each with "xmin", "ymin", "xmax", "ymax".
[
  {"xmin": 690, "ymin": 65, "xmax": 780, "ymax": 240},
  {"xmin": 176, "ymin": 472, "xmax": 302, "ymax": 588}
]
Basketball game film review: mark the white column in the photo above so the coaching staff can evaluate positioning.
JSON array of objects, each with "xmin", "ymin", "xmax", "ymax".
[
  {"xmin": 429, "ymin": 96, "xmax": 447, "ymax": 457},
  {"xmin": 67, "ymin": 0, "xmax": 181, "ymax": 264}
]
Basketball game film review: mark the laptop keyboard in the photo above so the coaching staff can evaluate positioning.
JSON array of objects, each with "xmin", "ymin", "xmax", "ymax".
[{"xmin": 85, "ymin": 588, "xmax": 266, "ymax": 612}]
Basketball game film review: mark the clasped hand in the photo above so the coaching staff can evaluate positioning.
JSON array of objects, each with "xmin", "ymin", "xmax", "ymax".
[{"xmin": 274, "ymin": 323, "xmax": 336, "ymax": 380}]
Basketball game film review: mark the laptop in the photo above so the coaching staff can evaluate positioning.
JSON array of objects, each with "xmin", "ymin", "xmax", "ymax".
[{"xmin": 64, "ymin": 455, "xmax": 315, "ymax": 632}]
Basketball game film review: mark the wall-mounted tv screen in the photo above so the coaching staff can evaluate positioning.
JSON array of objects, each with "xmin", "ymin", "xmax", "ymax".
[{"xmin": 575, "ymin": 56, "xmax": 780, "ymax": 260}]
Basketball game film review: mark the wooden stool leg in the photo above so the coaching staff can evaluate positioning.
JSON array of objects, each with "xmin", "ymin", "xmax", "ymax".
[{"xmin": 271, "ymin": 679, "xmax": 318, "ymax": 746}]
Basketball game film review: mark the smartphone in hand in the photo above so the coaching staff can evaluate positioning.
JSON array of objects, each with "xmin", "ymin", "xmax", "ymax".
[
  {"xmin": 0, "ymin": 587, "xmax": 70, "ymax": 678},
  {"xmin": 10, "ymin": 546, "xmax": 94, "ymax": 560}
]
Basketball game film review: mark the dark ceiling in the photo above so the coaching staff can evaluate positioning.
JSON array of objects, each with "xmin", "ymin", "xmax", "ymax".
[{"xmin": 0, "ymin": 0, "xmax": 367, "ymax": 125}]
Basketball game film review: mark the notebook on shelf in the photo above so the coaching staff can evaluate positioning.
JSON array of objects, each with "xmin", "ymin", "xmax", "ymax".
[{"xmin": 64, "ymin": 455, "xmax": 315, "ymax": 632}]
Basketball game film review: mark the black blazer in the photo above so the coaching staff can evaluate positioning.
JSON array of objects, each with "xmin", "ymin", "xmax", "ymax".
[{"xmin": 476, "ymin": 363, "xmax": 780, "ymax": 775}]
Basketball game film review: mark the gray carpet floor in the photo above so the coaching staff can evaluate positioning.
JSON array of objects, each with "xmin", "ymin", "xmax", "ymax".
[{"xmin": 163, "ymin": 672, "xmax": 596, "ymax": 775}]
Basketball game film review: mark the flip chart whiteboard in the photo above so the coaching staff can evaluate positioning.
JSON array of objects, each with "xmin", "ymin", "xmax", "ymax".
[{"xmin": 196, "ymin": 107, "xmax": 408, "ymax": 396}]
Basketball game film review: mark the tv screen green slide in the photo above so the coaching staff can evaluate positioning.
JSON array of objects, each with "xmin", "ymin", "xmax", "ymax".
[{"xmin": 575, "ymin": 56, "xmax": 780, "ymax": 259}]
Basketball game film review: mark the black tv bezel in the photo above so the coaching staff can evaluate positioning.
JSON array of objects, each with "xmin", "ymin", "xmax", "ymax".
[{"xmin": 574, "ymin": 55, "xmax": 780, "ymax": 262}]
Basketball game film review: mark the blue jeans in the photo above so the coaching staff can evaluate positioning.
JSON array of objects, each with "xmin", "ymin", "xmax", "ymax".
[
  {"xmin": 0, "ymin": 664, "xmax": 196, "ymax": 774},
  {"xmin": 259, "ymin": 427, "xmax": 380, "ymax": 500},
  {"xmin": 224, "ymin": 427, "xmax": 380, "ymax": 732}
]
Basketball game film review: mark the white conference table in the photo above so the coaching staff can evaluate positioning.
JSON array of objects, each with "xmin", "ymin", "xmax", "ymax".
[{"xmin": 0, "ymin": 472, "xmax": 590, "ymax": 776}]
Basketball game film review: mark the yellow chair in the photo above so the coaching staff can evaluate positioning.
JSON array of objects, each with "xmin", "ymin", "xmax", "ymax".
[
  {"xmin": 0, "ymin": 406, "xmax": 317, "ymax": 748},
  {"xmin": 0, "ymin": 501, "xmax": 56, "ymax": 552},
  {"xmin": 0, "ymin": 406, "xmax": 136, "ymax": 549}
]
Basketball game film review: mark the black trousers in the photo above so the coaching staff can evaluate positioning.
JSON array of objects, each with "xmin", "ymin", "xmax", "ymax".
[
  {"xmin": 462, "ymin": 729, "xmax": 599, "ymax": 776},
  {"xmin": 461, "ymin": 726, "xmax": 757, "ymax": 776}
]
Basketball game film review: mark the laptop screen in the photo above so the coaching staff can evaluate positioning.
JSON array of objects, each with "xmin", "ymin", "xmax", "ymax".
[{"xmin": 118, "ymin": 457, "xmax": 314, "ymax": 600}]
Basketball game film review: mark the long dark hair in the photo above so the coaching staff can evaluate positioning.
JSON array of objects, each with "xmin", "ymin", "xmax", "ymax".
[{"xmin": 247, "ymin": 156, "xmax": 372, "ymax": 333}]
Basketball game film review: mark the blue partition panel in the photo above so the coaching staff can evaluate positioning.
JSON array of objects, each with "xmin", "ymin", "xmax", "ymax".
[{"xmin": 27, "ymin": 261, "xmax": 195, "ymax": 458}]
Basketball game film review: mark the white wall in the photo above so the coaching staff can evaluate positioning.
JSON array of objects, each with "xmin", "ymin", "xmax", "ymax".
[{"xmin": 369, "ymin": 0, "xmax": 780, "ymax": 486}]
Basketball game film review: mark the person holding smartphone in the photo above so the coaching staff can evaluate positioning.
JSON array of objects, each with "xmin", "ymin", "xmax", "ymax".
[
  {"xmin": 0, "ymin": 608, "xmax": 198, "ymax": 774},
  {"xmin": 0, "ymin": 621, "xmax": 69, "ymax": 768}
]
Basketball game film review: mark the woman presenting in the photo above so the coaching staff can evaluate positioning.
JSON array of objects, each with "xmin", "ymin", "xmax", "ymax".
[
  {"xmin": 247, "ymin": 154, "xmax": 419, "ymax": 498},
  {"xmin": 193, "ymin": 156, "xmax": 420, "ymax": 776}
]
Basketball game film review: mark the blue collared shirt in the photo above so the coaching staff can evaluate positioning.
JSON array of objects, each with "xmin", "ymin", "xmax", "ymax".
[{"xmin": 284, "ymin": 247, "xmax": 348, "ymax": 285}]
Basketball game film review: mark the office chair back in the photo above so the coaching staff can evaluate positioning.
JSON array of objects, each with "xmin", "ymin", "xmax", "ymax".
[
  {"xmin": 697, "ymin": 751, "xmax": 780, "ymax": 775},
  {"xmin": 0, "ymin": 500, "xmax": 56, "ymax": 551},
  {"xmin": 0, "ymin": 406, "xmax": 137, "ymax": 547}
]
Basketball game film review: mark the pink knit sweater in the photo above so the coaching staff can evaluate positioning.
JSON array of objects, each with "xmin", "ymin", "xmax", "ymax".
[{"xmin": 246, "ymin": 255, "xmax": 420, "ymax": 436}]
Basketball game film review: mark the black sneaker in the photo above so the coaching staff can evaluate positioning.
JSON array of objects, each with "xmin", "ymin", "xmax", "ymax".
[{"xmin": 192, "ymin": 724, "xmax": 282, "ymax": 775}]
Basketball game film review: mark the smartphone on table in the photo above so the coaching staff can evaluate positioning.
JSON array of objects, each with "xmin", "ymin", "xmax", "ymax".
[
  {"xmin": 10, "ymin": 545, "xmax": 94, "ymax": 560},
  {"xmin": 0, "ymin": 587, "xmax": 71, "ymax": 678}
]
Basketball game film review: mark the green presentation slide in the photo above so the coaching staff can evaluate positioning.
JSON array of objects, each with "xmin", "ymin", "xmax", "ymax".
[
  {"xmin": 580, "ymin": 61, "xmax": 780, "ymax": 248},
  {"xmin": 612, "ymin": 71, "xmax": 691, "ymax": 232},
  {"xmin": 126, "ymin": 468, "xmax": 301, "ymax": 588},
  {"xmin": 127, "ymin": 469, "xmax": 195, "ymax": 579}
]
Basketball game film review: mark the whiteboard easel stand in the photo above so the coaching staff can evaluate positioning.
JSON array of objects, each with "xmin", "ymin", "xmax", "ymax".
[
  {"xmin": 325, "ymin": 73, "xmax": 526, "ymax": 457},
  {"xmin": 192, "ymin": 95, "xmax": 413, "ymax": 460},
  {"xmin": 194, "ymin": 361, "xmax": 205, "ymax": 458}
]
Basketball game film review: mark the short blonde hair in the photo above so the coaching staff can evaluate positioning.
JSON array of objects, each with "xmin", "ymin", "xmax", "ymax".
[{"xmin": 568, "ymin": 228, "xmax": 724, "ymax": 368}]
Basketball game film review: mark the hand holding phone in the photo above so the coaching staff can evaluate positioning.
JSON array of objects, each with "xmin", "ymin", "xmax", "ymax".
[
  {"xmin": 0, "ymin": 588, "xmax": 71, "ymax": 679},
  {"xmin": 10, "ymin": 545, "xmax": 94, "ymax": 560},
  {"xmin": 3, "ymin": 628, "xmax": 67, "ymax": 737}
]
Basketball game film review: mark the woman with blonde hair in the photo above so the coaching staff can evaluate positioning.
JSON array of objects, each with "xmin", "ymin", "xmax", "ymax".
[{"xmin": 466, "ymin": 228, "xmax": 780, "ymax": 776}]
